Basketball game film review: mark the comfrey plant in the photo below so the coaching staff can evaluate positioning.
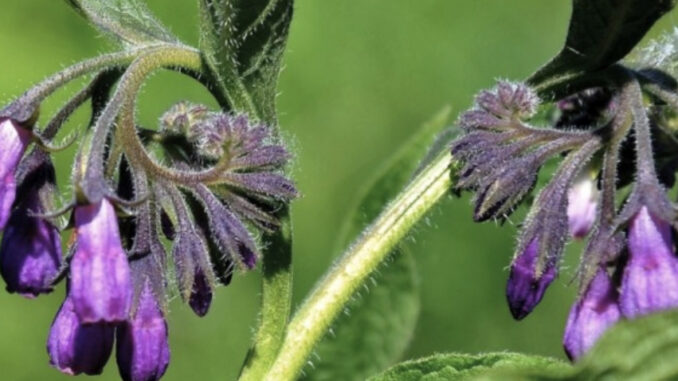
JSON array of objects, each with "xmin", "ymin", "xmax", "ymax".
[{"xmin": 6, "ymin": 0, "xmax": 678, "ymax": 381}]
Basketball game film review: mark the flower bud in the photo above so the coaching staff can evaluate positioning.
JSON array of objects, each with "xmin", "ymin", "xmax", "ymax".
[
  {"xmin": 117, "ymin": 281, "xmax": 170, "ymax": 381},
  {"xmin": 506, "ymin": 239, "xmax": 557, "ymax": 320},
  {"xmin": 563, "ymin": 268, "xmax": 621, "ymax": 360},
  {"xmin": 0, "ymin": 192, "xmax": 61, "ymax": 297},
  {"xmin": 567, "ymin": 175, "xmax": 598, "ymax": 239},
  {"xmin": 70, "ymin": 199, "xmax": 133, "ymax": 323},
  {"xmin": 0, "ymin": 118, "xmax": 31, "ymax": 229},
  {"xmin": 620, "ymin": 206, "xmax": 678, "ymax": 317},
  {"xmin": 189, "ymin": 269, "xmax": 213, "ymax": 317},
  {"xmin": 47, "ymin": 296, "xmax": 114, "ymax": 375}
]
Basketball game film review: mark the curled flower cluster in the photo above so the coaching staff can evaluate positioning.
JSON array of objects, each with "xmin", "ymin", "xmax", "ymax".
[
  {"xmin": 452, "ymin": 77, "xmax": 678, "ymax": 360},
  {"xmin": 0, "ymin": 85, "xmax": 296, "ymax": 379}
]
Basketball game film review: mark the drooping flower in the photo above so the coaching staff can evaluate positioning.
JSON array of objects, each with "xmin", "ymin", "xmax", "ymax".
[
  {"xmin": 506, "ymin": 239, "xmax": 558, "ymax": 320},
  {"xmin": 563, "ymin": 268, "xmax": 621, "ymax": 360},
  {"xmin": 619, "ymin": 206, "xmax": 678, "ymax": 318},
  {"xmin": 189, "ymin": 269, "xmax": 213, "ymax": 317},
  {"xmin": 567, "ymin": 174, "xmax": 599, "ymax": 239},
  {"xmin": 70, "ymin": 198, "xmax": 133, "ymax": 323},
  {"xmin": 0, "ymin": 191, "xmax": 61, "ymax": 297},
  {"xmin": 0, "ymin": 118, "xmax": 31, "ymax": 229},
  {"xmin": 47, "ymin": 296, "xmax": 114, "ymax": 376},
  {"xmin": 116, "ymin": 281, "xmax": 170, "ymax": 381}
]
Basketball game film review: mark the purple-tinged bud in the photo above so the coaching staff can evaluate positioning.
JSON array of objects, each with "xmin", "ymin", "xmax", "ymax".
[
  {"xmin": 47, "ymin": 296, "xmax": 114, "ymax": 375},
  {"xmin": 563, "ymin": 268, "xmax": 621, "ymax": 361},
  {"xmin": 117, "ymin": 281, "xmax": 170, "ymax": 381},
  {"xmin": 620, "ymin": 206, "xmax": 678, "ymax": 318},
  {"xmin": 0, "ymin": 119, "xmax": 31, "ymax": 229},
  {"xmin": 70, "ymin": 198, "xmax": 133, "ymax": 323},
  {"xmin": 506, "ymin": 239, "xmax": 557, "ymax": 320},
  {"xmin": 189, "ymin": 269, "xmax": 213, "ymax": 317},
  {"xmin": 0, "ymin": 192, "xmax": 61, "ymax": 297},
  {"xmin": 567, "ymin": 175, "xmax": 599, "ymax": 239}
]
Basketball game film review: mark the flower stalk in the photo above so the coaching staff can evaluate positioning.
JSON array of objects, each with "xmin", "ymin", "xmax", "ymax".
[{"xmin": 263, "ymin": 151, "xmax": 454, "ymax": 381}]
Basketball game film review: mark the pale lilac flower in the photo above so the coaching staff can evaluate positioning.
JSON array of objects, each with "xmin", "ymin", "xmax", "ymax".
[{"xmin": 567, "ymin": 175, "xmax": 598, "ymax": 239}]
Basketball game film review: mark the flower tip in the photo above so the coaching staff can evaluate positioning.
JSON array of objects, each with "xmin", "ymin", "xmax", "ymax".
[{"xmin": 506, "ymin": 241, "xmax": 556, "ymax": 320}]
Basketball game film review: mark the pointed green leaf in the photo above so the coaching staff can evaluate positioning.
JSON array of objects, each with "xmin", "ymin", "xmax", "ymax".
[
  {"xmin": 198, "ymin": 0, "xmax": 293, "ymax": 123},
  {"xmin": 302, "ymin": 107, "xmax": 456, "ymax": 381},
  {"xmin": 572, "ymin": 310, "xmax": 678, "ymax": 380},
  {"xmin": 65, "ymin": 0, "xmax": 177, "ymax": 46},
  {"xmin": 528, "ymin": 0, "xmax": 675, "ymax": 98},
  {"xmin": 367, "ymin": 352, "xmax": 571, "ymax": 381}
]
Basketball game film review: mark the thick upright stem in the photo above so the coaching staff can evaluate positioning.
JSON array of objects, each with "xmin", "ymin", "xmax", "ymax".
[
  {"xmin": 239, "ymin": 208, "xmax": 293, "ymax": 381},
  {"xmin": 264, "ymin": 151, "xmax": 453, "ymax": 381}
]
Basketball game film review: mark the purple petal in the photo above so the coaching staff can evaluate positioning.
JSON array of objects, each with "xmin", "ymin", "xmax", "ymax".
[
  {"xmin": 47, "ymin": 296, "xmax": 114, "ymax": 376},
  {"xmin": 506, "ymin": 239, "xmax": 557, "ymax": 320},
  {"xmin": 563, "ymin": 268, "xmax": 621, "ymax": 361},
  {"xmin": 620, "ymin": 206, "xmax": 678, "ymax": 317},
  {"xmin": 0, "ymin": 119, "xmax": 31, "ymax": 229},
  {"xmin": 117, "ymin": 281, "xmax": 170, "ymax": 381},
  {"xmin": 0, "ymin": 194, "xmax": 61, "ymax": 297},
  {"xmin": 70, "ymin": 199, "xmax": 132, "ymax": 323}
]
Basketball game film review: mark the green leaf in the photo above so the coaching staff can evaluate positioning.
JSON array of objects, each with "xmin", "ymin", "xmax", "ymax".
[
  {"xmin": 527, "ymin": 0, "xmax": 675, "ymax": 98},
  {"xmin": 198, "ymin": 0, "xmax": 293, "ymax": 123},
  {"xmin": 367, "ymin": 352, "xmax": 571, "ymax": 381},
  {"xmin": 302, "ymin": 107, "xmax": 456, "ymax": 381},
  {"xmin": 571, "ymin": 309, "xmax": 678, "ymax": 380},
  {"xmin": 65, "ymin": 0, "xmax": 177, "ymax": 46}
]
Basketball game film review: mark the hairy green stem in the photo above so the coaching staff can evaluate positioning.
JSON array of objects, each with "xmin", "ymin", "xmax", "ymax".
[
  {"xmin": 82, "ymin": 44, "xmax": 202, "ymax": 197},
  {"xmin": 264, "ymin": 151, "xmax": 454, "ymax": 381},
  {"xmin": 239, "ymin": 207, "xmax": 293, "ymax": 381},
  {"xmin": 1, "ymin": 50, "xmax": 141, "ymax": 123}
]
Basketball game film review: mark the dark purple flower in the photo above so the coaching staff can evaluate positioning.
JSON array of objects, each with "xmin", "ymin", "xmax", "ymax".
[
  {"xmin": 567, "ymin": 175, "xmax": 598, "ymax": 239},
  {"xmin": 117, "ymin": 280, "xmax": 170, "ymax": 381},
  {"xmin": 0, "ymin": 118, "xmax": 31, "ymax": 229},
  {"xmin": 563, "ymin": 268, "xmax": 621, "ymax": 361},
  {"xmin": 189, "ymin": 269, "xmax": 213, "ymax": 317},
  {"xmin": 47, "ymin": 296, "xmax": 114, "ymax": 375},
  {"xmin": 70, "ymin": 198, "xmax": 133, "ymax": 323},
  {"xmin": 506, "ymin": 239, "xmax": 557, "ymax": 320},
  {"xmin": 619, "ymin": 206, "xmax": 678, "ymax": 317},
  {"xmin": 0, "ymin": 192, "xmax": 61, "ymax": 297}
]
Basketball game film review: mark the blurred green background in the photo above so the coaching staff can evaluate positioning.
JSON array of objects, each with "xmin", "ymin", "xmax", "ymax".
[{"xmin": 0, "ymin": 1, "xmax": 676, "ymax": 380}]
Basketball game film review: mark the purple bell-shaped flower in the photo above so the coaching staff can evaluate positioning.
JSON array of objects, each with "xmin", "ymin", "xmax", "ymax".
[
  {"xmin": 116, "ymin": 280, "xmax": 170, "ymax": 381},
  {"xmin": 47, "ymin": 296, "xmax": 114, "ymax": 375},
  {"xmin": 0, "ymin": 118, "xmax": 31, "ymax": 229},
  {"xmin": 0, "ymin": 191, "xmax": 61, "ymax": 297},
  {"xmin": 70, "ymin": 198, "xmax": 133, "ymax": 323},
  {"xmin": 620, "ymin": 206, "xmax": 678, "ymax": 317},
  {"xmin": 563, "ymin": 267, "xmax": 621, "ymax": 360}
]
